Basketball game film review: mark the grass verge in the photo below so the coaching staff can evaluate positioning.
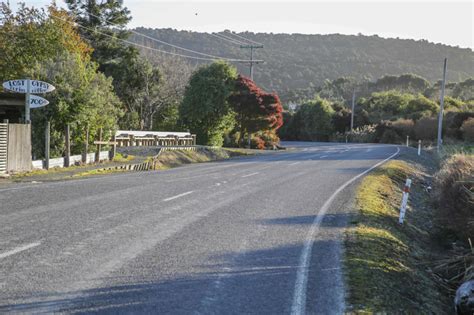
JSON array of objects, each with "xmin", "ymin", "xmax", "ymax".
[{"xmin": 344, "ymin": 153, "xmax": 449, "ymax": 313}]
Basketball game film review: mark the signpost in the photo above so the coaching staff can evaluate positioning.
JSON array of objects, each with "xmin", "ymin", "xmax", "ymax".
[
  {"xmin": 2, "ymin": 79, "xmax": 55, "ymax": 123},
  {"xmin": 29, "ymin": 95, "xmax": 49, "ymax": 108}
]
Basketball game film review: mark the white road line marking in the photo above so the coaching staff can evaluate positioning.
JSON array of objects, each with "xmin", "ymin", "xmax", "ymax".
[
  {"xmin": 289, "ymin": 162, "xmax": 301, "ymax": 166},
  {"xmin": 0, "ymin": 242, "xmax": 41, "ymax": 259},
  {"xmin": 241, "ymin": 172, "xmax": 259, "ymax": 178},
  {"xmin": 291, "ymin": 147, "xmax": 400, "ymax": 315},
  {"xmin": 163, "ymin": 191, "xmax": 194, "ymax": 202}
]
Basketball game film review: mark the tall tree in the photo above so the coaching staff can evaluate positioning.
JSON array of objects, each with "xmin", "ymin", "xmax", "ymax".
[
  {"xmin": 229, "ymin": 75, "xmax": 283, "ymax": 146},
  {"xmin": 64, "ymin": 0, "xmax": 137, "ymax": 75},
  {"xmin": 179, "ymin": 61, "xmax": 237, "ymax": 146},
  {"xmin": 112, "ymin": 56, "xmax": 163, "ymax": 130},
  {"xmin": 0, "ymin": 3, "xmax": 91, "ymax": 80}
]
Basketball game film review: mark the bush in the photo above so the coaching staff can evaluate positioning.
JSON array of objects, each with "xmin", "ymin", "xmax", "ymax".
[
  {"xmin": 414, "ymin": 116, "xmax": 438, "ymax": 140},
  {"xmin": 435, "ymin": 154, "xmax": 474, "ymax": 241},
  {"xmin": 444, "ymin": 112, "xmax": 474, "ymax": 140},
  {"xmin": 461, "ymin": 118, "xmax": 474, "ymax": 142},
  {"xmin": 392, "ymin": 118, "xmax": 415, "ymax": 139},
  {"xmin": 250, "ymin": 136, "xmax": 266, "ymax": 150},
  {"xmin": 380, "ymin": 129, "xmax": 402, "ymax": 144}
]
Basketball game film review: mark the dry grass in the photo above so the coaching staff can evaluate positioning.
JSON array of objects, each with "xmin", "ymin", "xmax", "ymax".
[
  {"xmin": 434, "ymin": 154, "xmax": 474, "ymax": 241},
  {"xmin": 345, "ymin": 159, "xmax": 449, "ymax": 313}
]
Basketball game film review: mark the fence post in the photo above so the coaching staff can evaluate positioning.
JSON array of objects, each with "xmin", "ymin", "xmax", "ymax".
[
  {"xmin": 82, "ymin": 123, "xmax": 89, "ymax": 164},
  {"xmin": 44, "ymin": 121, "xmax": 50, "ymax": 170},
  {"xmin": 109, "ymin": 133, "xmax": 116, "ymax": 161},
  {"xmin": 418, "ymin": 140, "xmax": 421, "ymax": 156},
  {"xmin": 64, "ymin": 124, "xmax": 70, "ymax": 167},
  {"xmin": 95, "ymin": 127, "xmax": 102, "ymax": 163},
  {"xmin": 399, "ymin": 178, "xmax": 412, "ymax": 224}
]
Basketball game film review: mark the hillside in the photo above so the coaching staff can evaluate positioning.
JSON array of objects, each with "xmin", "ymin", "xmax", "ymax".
[{"xmin": 131, "ymin": 28, "xmax": 473, "ymax": 100}]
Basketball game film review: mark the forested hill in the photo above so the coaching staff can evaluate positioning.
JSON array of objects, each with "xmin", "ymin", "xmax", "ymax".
[{"xmin": 131, "ymin": 28, "xmax": 473, "ymax": 98}]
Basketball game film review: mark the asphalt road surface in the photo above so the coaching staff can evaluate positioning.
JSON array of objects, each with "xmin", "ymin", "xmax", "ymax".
[{"xmin": 0, "ymin": 142, "xmax": 399, "ymax": 314}]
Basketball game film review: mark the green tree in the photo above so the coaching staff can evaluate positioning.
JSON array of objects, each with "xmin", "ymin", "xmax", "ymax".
[
  {"xmin": 0, "ymin": 3, "xmax": 91, "ymax": 80},
  {"xmin": 405, "ymin": 95, "xmax": 438, "ymax": 120},
  {"xmin": 64, "ymin": 0, "xmax": 136, "ymax": 74},
  {"xmin": 179, "ymin": 61, "xmax": 238, "ymax": 146},
  {"xmin": 359, "ymin": 91, "xmax": 413, "ymax": 123},
  {"xmin": 112, "ymin": 56, "xmax": 164, "ymax": 130},
  {"xmin": 296, "ymin": 97, "xmax": 334, "ymax": 141},
  {"xmin": 31, "ymin": 52, "xmax": 123, "ymax": 158}
]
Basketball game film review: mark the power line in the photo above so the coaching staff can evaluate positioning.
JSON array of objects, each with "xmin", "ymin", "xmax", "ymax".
[
  {"xmin": 225, "ymin": 31, "xmax": 263, "ymax": 46},
  {"xmin": 210, "ymin": 32, "xmax": 247, "ymax": 46},
  {"xmin": 83, "ymin": 11, "xmax": 243, "ymax": 60},
  {"xmin": 51, "ymin": 14, "xmax": 262, "ymax": 63}
]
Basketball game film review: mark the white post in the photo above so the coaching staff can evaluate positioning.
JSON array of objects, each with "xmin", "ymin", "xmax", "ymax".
[
  {"xmin": 418, "ymin": 140, "xmax": 421, "ymax": 156},
  {"xmin": 406, "ymin": 135, "xmax": 409, "ymax": 147},
  {"xmin": 399, "ymin": 178, "xmax": 412, "ymax": 224}
]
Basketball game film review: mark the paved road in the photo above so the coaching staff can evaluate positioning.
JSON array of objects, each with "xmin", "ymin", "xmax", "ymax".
[{"xmin": 0, "ymin": 142, "xmax": 398, "ymax": 314}]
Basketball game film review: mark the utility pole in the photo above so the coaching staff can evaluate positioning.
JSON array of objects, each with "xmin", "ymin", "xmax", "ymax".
[
  {"xmin": 350, "ymin": 90, "xmax": 356, "ymax": 133},
  {"xmin": 437, "ymin": 58, "xmax": 447, "ymax": 153},
  {"xmin": 240, "ymin": 44, "xmax": 263, "ymax": 148},
  {"xmin": 240, "ymin": 45, "xmax": 263, "ymax": 81}
]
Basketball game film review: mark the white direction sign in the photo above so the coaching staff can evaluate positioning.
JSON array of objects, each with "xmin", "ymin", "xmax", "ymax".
[
  {"xmin": 29, "ymin": 95, "xmax": 49, "ymax": 108},
  {"xmin": 2, "ymin": 79, "xmax": 55, "ymax": 94}
]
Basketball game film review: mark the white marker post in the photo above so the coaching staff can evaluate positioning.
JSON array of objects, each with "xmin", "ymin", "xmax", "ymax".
[
  {"xmin": 406, "ymin": 135, "xmax": 409, "ymax": 147},
  {"xmin": 418, "ymin": 140, "xmax": 421, "ymax": 156},
  {"xmin": 399, "ymin": 178, "xmax": 412, "ymax": 224}
]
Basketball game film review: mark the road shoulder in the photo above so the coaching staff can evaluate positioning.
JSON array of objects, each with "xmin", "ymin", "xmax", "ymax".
[{"xmin": 343, "ymin": 148, "xmax": 449, "ymax": 313}]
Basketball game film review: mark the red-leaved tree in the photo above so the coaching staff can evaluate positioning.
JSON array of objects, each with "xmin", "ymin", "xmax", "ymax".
[{"xmin": 229, "ymin": 75, "xmax": 283, "ymax": 147}]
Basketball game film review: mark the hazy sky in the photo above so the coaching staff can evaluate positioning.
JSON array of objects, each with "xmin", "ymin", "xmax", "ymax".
[{"xmin": 11, "ymin": 0, "xmax": 474, "ymax": 49}]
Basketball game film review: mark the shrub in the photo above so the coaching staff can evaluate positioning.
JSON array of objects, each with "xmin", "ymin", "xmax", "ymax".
[
  {"xmin": 257, "ymin": 130, "xmax": 280, "ymax": 148},
  {"xmin": 392, "ymin": 118, "xmax": 415, "ymax": 139},
  {"xmin": 435, "ymin": 154, "xmax": 474, "ymax": 241},
  {"xmin": 251, "ymin": 136, "xmax": 266, "ymax": 150},
  {"xmin": 380, "ymin": 129, "xmax": 402, "ymax": 144},
  {"xmin": 414, "ymin": 116, "xmax": 438, "ymax": 140},
  {"xmin": 461, "ymin": 118, "xmax": 474, "ymax": 142}
]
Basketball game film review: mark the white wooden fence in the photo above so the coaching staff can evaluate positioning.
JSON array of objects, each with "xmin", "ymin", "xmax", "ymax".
[{"xmin": 32, "ymin": 151, "xmax": 110, "ymax": 170}]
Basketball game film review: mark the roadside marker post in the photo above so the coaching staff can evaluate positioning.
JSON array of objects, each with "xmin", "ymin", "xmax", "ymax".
[
  {"xmin": 406, "ymin": 136, "xmax": 409, "ymax": 147},
  {"xmin": 418, "ymin": 140, "xmax": 421, "ymax": 156},
  {"xmin": 399, "ymin": 178, "xmax": 412, "ymax": 224}
]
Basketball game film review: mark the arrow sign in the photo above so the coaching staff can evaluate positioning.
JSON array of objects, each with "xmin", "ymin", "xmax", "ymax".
[
  {"xmin": 29, "ymin": 95, "xmax": 49, "ymax": 108},
  {"xmin": 2, "ymin": 79, "xmax": 55, "ymax": 94}
]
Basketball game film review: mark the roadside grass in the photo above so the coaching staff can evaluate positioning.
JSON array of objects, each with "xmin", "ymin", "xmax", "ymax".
[
  {"xmin": 345, "ymin": 154, "xmax": 449, "ymax": 313},
  {"xmin": 112, "ymin": 153, "xmax": 135, "ymax": 163},
  {"xmin": 72, "ymin": 168, "xmax": 128, "ymax": 177},
  {"xmin": 66, "ymin": 148, "xmax": 254, "ymax": 179},
  {"xmin": 11, "ymin": 164, "xmax": 84, "ymax": 179}
]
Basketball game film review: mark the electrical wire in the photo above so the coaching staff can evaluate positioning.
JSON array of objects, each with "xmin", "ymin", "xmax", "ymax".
[
  {"xmin": 51, "ymin": 14, "xmax": 262, "ymax": 63},
  {"xmin": 209, "ymin": 32, "xmax": 246, "ymax": 46},
  {"xmin": 84, "ymin": 11, "xmax": 242, "ymax": 60},
  {"xmin": 225, "ymin": 31, "xmax": 263, "ymax": 46}
]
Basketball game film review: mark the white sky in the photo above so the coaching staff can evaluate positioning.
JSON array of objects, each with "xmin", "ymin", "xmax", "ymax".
[{"xmin": 12, "ymin": 0, "xmax": 474, "ymax": 49}]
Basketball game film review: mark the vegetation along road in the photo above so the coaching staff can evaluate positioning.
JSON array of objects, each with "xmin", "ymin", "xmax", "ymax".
[{"xmin": 0, "ymin": 142, "xmax": 399, "ymax": 314}]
